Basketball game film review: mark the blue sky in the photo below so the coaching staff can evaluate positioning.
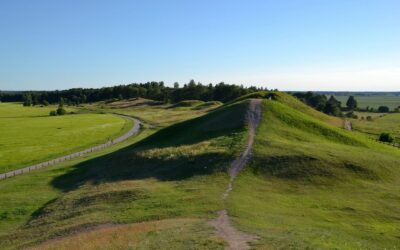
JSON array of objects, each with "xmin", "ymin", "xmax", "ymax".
[{"xmin": 1, "ymin": 0, "xmax": 399, "ymax": 91}]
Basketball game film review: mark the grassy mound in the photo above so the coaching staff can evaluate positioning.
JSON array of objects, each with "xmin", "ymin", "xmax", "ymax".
[
  {"xmin": 192, "ymin": 101, "xmax": 222, "ymax": 110},
  {"xmin": 106, "ymin": 97, "xmax": 163, "ymax": 108},
  {"xmin": 168, "ymin": 100, "xmax": 205, "ymax": 109},
  {"xmin": 228, "ymin": 98, "xmax": 400, "ymax": 249},
  {"xmin": 0, "ymin": 100, "xmax": 250, "ymax": 249}
]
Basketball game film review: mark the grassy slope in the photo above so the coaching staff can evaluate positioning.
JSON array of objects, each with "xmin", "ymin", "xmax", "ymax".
[
  {"xmin": 228, "ymin": 94, "xmax": 400, "ymax": 249},
  {"xmin": 0, "ymin": 101, "xmax": 249, "ymax": 249},
  {"xmin": 0, "ymin": 103, "xmax": 131, "ymax": 173},
  {"xmin": 31, "ymin": 219, "xmax": 224, "ymax": 250}
]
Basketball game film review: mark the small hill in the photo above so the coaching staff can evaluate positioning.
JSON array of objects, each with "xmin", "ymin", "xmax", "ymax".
[
  {"xmin": 106, "ymin": 97, "xmax": 164, "ymax": 108},
  {"xmin": 192, "ymin": 101, "xmax": 222, "ymax": 110},
  {"xmin": 228, "ymin": 96, "xmax": 400, "ymax": 249},
  {"xmin": 167, "ymin": 100, "xmax": 205, "ymax": 109}
]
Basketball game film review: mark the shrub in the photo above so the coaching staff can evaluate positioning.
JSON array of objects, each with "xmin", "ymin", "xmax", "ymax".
[
  {"xmin": 378, "ymin": 106, "xmax": 389, "ymax": 113},
  {"xmin": 345, "ymin": 111, "xmax": 358, "ymax": 119},
  {"xmin": 56, "ymin": 107, "xmax": 66, "ymax": 115},
  {"xmin": 366, "ymin": 116, "xmax": 373, "ymax": 121},
  {"xmin": 49, "ymin": 110, "xmax": 57, "ymax": 116},
  {"xmin": 379, "ymin": 133, "xmax": 394, "ymax": 143}
]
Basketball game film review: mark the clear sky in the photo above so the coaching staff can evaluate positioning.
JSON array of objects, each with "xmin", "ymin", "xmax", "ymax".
[{"xmin": 1, "ymin": 0, "xmax": 399, "ymax": 91}]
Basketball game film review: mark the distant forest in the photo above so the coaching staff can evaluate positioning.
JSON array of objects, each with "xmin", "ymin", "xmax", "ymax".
[
  {"xmin": 314, "ymin": 91, "xmax": 400, "ymax": 97},
  {"xmin": 0, "ymin": 80, "xmax": 264, "ymax": 105}
]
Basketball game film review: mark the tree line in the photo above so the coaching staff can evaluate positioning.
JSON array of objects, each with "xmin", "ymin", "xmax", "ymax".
[
  {"xmin": 293, "ymin": 92, "xmax": 399, "ymax": 119},
  {"xmin": 0, "ymin": 80, "xmax": 263, "ymax": 106}
]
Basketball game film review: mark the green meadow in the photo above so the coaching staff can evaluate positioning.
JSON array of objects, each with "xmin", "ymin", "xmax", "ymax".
[
  {"xmin": 351, "ymin": 112, "xmax": 400, "ymax": 143},
  {"xmin": 0, "ymin": 103, "xmax": 130, "ymax": 173},
  {"xmin": 334, "ymin": 95, "xmax": 400, "ymax": 110}
]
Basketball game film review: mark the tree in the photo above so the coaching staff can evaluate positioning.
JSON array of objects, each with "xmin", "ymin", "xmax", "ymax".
[
  {"xmin": 378, "ymin": 106, "xmax": 389, "ymax": 113},
  {"xmin": 22, "ymin": 94, "xmax": 32, "ymax": 106},
  {"xmin": 174, "ymin": 82, "xmax": 179, "ymax": 89},
  {"xmin": 346, "ymin": 96, "xmax": 357, "ymax": 110},
  {"xmin": 324, "ymin": 96, "xmax": 342, "ymax": 116},
  {"xmin": 59, "ymin": 97, "xmax": 65, "ymax": 107},
  {"xmin": 379, "ymin": 133, "xmax": 394, "ymax": 143}
]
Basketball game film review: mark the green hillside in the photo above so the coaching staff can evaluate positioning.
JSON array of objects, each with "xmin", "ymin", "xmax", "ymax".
[
  {"xmin": 228, "ymin": 94, "xmax": 400, "ymax": 249},
  {"xmin": 0, "ymin": 100, "xmax": 250, "ymax": 249}
]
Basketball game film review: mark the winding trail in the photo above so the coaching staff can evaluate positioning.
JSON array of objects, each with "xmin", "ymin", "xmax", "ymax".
[
  {"xmin": 210, "ymin": 99, "xmax": 262, "ymax": 250},
  {"xmin": 0, "ymin": 115, "xmax": 141, "ymax": 180}
]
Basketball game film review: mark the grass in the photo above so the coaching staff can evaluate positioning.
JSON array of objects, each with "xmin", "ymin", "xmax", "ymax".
[
  {"xmin": 30, "ymin": 218, "xmax": 224, "ymax": 250},
  {"xmin": 82, "ymin": 98, "xmax": 221, "ymax": 127},
  {"xmin": 351, "ymin": 112, "xmax": 400, "ymax": 143},
  {"xmin": 334, "ymin": 95, "xmax": 400, "ymax": 110},
  {"xmin": 0, "ymin": 102, "xmax": 76, "ymax": 118},
  {"xmin": 2, "ymin": 93, "xmax": 400, "ymax": 249},
  {"xmin": 0, "ymin": 128, "xmax": 154, "ymax": 246},
  {"xmin": 0, "ymin": 103, "xmax": 131, "ymax": 173},
  {"xmin": 0, "ymin": 100, "xmax": 249, "ymax": 249},
  {"xmin": 228, "ymin": 95, "xmax": 400, "ymax": 249}
]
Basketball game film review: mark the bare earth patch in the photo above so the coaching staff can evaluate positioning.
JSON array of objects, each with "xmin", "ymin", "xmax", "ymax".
[{"xmin": 210, "ymin": 99, "xmax": 262, "ymax": 250}]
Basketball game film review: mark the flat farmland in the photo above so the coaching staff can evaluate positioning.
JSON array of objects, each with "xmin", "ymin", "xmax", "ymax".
[
  {"xmin": 333, "ymin": 95, "xmax": 400, "ymax": 110},
  {"xmin": 0, "ymin": 103, "xmax": 131, "ymax": 173}
]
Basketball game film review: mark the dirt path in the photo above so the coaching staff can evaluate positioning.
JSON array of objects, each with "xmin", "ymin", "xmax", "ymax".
[
  {"xmin": 0, "ymin": 115, "xmax": 141, "ymax": 180},
  {"xmin": 210, "ymin": 99, "xmax": 262, "ymax": 250},
  {"xmin": 344, "ymin": 119, "xmax": 352, "ymax": 131}
]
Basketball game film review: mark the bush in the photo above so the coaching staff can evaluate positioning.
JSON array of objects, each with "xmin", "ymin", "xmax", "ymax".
[
  {"xmin": 49, "ymin": 110, "xmax": 57, "ymax": 116},
  {"xmin": 378, "ymin": 106, "xmax": 389, "ymax": 113},
  {"xmin": 345, "ymin": 111, "xmax": 358, "ymax": 119},
  {"xmin": 379, "ymin": 133, "xmax": 394, "ymax": 143},
  {"xmin": 366, "ymin": 116, "xmax": 373, "ymax": 121},
  {"xmin": 56, "ymin": 107, "xmax": 66, "ymax": 115}
]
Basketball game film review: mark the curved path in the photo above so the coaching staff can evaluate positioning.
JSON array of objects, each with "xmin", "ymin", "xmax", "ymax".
[
  {"xmin": 0, "ymin": 115, "xmax": 141, "ymax": 180},
  {"xmin": 210, "ymin": 99, "xmax": 262, "ymax": 250}
]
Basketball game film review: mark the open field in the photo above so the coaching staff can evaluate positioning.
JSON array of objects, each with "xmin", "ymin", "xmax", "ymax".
[
  {"xmin": 0, "ymin": 102, "xmax": 77, "ymax": 118},
  {"xmin": 333, "ymin": 95, "xmax": 400, "ymax": 110},
  {"xmin": 352, "ymin": 112, "xmax": 400, "ymax": 143},
  {"xmin": 0, "ymin": 103, "xmax": 130, "ymax": 173}
]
